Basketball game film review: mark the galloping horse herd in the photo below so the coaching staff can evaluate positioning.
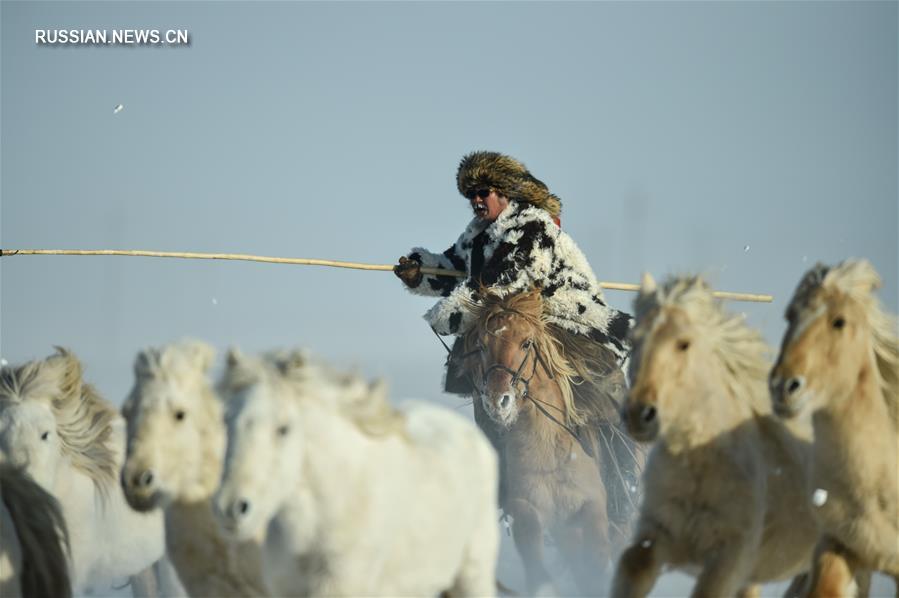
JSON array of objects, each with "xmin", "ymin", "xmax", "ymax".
[{"xmin": 0, "ymin": 258, "xmax": 896, "ymax": 597}]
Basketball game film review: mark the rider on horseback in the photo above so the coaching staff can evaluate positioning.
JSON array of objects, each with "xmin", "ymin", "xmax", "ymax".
[{"xmin": 394, "ymin": 150, "xmax": 631, "ymax": 385}]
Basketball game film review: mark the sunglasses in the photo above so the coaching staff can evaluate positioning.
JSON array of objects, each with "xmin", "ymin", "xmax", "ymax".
[{"xmin": 465, "ymin": 188, "xmax": 492, "ymax": 201}]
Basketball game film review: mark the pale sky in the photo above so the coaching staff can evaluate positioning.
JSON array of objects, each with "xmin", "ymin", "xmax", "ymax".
[
  {"xmin": 2, "ymin": 1, "xmax": 896, "ymax": 412},
  {"xmin": 2, "ymin": 3, "xmax": 897, "ymax": 595}
]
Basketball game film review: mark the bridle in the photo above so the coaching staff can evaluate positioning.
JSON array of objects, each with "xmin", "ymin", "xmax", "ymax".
[
  {"xmin": 466, "ymin": 333, "xmax": 553, "ymax": 400},
  {"xmin": 431, "ymin": 313, "xmax": 589, "ymax": 452}
]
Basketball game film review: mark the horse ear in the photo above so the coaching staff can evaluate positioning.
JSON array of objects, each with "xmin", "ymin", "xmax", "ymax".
[
  {"xmin": 640, "ymin": 272, "xmax": 658, "ymax": 296},
  {"xmin": 49, "ymin": 347, "xmax": 83, "ymax": 403},
  {"xmin": 134, "ymin": 349, "xmax": 157, "ymax": 379},
  {"xmin": 368, "ymin": 378, "xmax": 389, "ymax": 403},
  {"xmin": 226, "ymin": 347, "xmax": 244, "ymax": 369},
  {"xmin": 856, "ymin": 259, "xmax": 882, "ymax": 291},
  {"xmin": 279, "ymin": 349, "xmax": 306, "ymax": 375},
  {"xmin": 182, "ymin": 340, "xmax": 215, "ymax": 373},
  {"xmin": 336, "ymin": 371, "xmax": 369, "ymax": 401}
]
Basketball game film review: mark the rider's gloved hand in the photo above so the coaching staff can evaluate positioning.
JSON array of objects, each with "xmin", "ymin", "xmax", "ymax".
[{"xmin": 394, "ymin": 256, "xmax": 423, "ymax": 288}]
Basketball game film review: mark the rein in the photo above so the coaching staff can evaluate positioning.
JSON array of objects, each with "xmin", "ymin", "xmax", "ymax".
[{"xmin": 434, "ymin": 319, "xmax": 592, "ymax": 456}]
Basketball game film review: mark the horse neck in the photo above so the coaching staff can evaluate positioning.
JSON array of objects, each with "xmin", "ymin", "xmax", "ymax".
[
  {"xmin": 196, "ymin": 425, "xmax": 226, "ymax": 501},
  {"xmin": 178, "ymin": 406, "xmax": 226, "ymax": 504},
  {"xmin": 506, "ymin": 377, "xmax": 575, "ymax": 458},
  {"xmin": 164, "ymin": 499, "xmax": 269, "ymax": 597},
  {"xmin": 660, "ymin": 374, "xmax": 758, "ymax": 455},
  {"xmin": 50, "ymin": 456, "xmax": 102, "ymax": 587},
  {"xmin": 814, "ymin": 354, "xmax": 895, "ymax": 448},
  {"xmin": 297, "ymin": 401, "xmax": 389, "ymax": 527}
]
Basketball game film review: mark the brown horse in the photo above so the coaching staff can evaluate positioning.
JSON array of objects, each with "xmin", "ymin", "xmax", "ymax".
[
  {"xmin": 458, "ymin": 289, "xmax": 642, "ymax": 595},
  {"xmin": 770, "ymin": 259, "xmax": 899, "ymax": 596}
]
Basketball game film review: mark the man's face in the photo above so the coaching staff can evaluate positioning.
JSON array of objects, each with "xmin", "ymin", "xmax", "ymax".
[{"xmin": 469, "ymin": 189, "xmax": 509, "ymax": 222}]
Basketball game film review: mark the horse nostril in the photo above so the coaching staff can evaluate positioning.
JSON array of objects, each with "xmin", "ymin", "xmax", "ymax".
[
  {"xmin": 136, "ymin": 470, "xmax": 154, "ymax": 488},
  {"xmin": 500, "ymin": 394, "xmax": 511, "ymax": 409},
  {"xmin": 232, "ymin": 499, "xmax": 250, "ymax": 519},
  {"xmin": 769, "ymin": 375, "xmax": 782, "ymax": 393},
  {"xmin": 640, "ymin": 405, "xmax": 657, "ymax": 424},
  {"xmin": 786, "ymin": 377, "xmax": 804, "ymax": 395}
]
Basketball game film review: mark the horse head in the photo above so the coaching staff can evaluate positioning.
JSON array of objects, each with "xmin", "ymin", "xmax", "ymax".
[
  {"xmin": 465, "ymin": 289, "xmax": 558, "ymax": 429},
  {"xmin": 625, "ymin": 273, "xmax": 770, "ymax": 445},
  {"xmin": 120, "ymin": 339, "xmax": 222, "ymax": 512},
  {"xmin": 0, "ymin": 349, "xmax": 117, "ymax": 495},
  {"xmin": 770, "ymin": 259, "xmax": 897, "ymax": 420},
  {"xmin": 214, "ymin": 347, "xmax": 309, "ymax": 542}
]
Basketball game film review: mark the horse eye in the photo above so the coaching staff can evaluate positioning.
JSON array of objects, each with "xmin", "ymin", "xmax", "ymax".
[
  {"xmin": 277, "ymin": 424, "xmax": 290, "ymax": 437},
  {"xmin": 832, "ymin": 317, "xmax": 846, "ymax": 330},
  {"xmin": 677, "ymin": 340, "xmax": 691, "ymax": 352},
  {"xmin": 174, "ymin": 410, "xmax": 186, "ymax": 421},
  {"xmin": 522, "ymin": 339, "xmax": 533, "ymax": 349},
  {"xmin": 41, "ymin": 431, "xmax": 50, "ymax": 441}
]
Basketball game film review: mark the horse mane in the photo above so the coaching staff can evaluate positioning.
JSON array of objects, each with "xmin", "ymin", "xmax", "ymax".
[
  {"xmin": 128, "ymin": 340, "xmax": 222, "ymax": 435},
  {"xmin": 222, "ymin": 349, "xmax": 407, "ymax": 440},
  {"xmin": 0, "ymin": 348, "xmax": 118, "ymax": 496},
  {"xmin": 821, "ymin": 260, "xmax": 899, "ymax": 427},
  {"xmin": 0, "ymin": 463, "xmax": 72, "ymax": 598},
  {"xmin": 465, "ymin": 288, "xmax": 621, "ymax": 428},
  {"xmin": 635, "ymin": 276, "xmax": 772, "ymax": 411}
]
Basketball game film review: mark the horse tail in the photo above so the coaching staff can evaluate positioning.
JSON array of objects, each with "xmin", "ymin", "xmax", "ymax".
[{"xmin": 0, "ymin": 464, "xmax": 72, "ymax": 598}]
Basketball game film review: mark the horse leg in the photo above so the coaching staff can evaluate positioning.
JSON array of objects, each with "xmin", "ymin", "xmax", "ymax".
[
  {"xmin": 610, "ymin": 535, "xmax": 667, "ymax": 598},
  {"xmin": 153, "ymin": 555, "xmax": 187, "ymax": 597},
  {"xmin": 556, "ymin": 498, "xmax": 611, "ymax": 596},
  {"xmin": 806, "ymin": 536, "xmax": 858, "ymax": 598},
  {"xmin": 782, "ymin": 572, "xmax": 809, "ymax": 598},
  {"xmin": 690, "ymin": 544, "xmax": 752, "ymax": 598},
  {"xmin": 129, "ymin": 565, "xmax": 159, "ymax": 598},
  {"xmin": 853, "ymin": 569, "xmax": 871, "ymax": 598},
  {"xmin": 449, "ymin": 498, "xmax": 501, "ymax": 597},
  {"xmin": 506, "ymin": 498, "xmax": 554, "ymax": 594},
  {"xmin": 737, "ymin": 584, "xmax": 760, "ymax": 598}
]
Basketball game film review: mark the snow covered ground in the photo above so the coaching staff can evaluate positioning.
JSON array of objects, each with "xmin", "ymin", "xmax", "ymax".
[{"xmin": 81, "ymin": 526, "xmax": 895, "ymax": 598}]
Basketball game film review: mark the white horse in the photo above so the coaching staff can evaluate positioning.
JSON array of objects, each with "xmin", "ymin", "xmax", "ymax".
[
  {"xmin": 214, "ymin": 348, "xmax": 500, "ymax": 597},
  {"xmin": 0, "ymin": 462, "xmax": 72, "ymax": 598},
  {"xmin": 120, "ymin": 339, "xmax": 270, "ymax": 597},
  {"xmin": 0, "ymin": 348, "xmax": 170, "ymax": 596}
]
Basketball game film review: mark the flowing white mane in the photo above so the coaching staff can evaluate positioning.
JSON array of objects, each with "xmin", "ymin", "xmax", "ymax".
[
  {"xmin": 0, "ymin": 348, "xmax": 118, "ymax": 493},
  {"xmin": 220, "ymin": 348, "xmax": 407, "ymax": 440}
]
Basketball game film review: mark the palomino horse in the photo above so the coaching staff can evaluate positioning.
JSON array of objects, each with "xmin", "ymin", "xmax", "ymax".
[
  {"xmin": 0, "ymin": 463, "xmax": 71, "ymax": 598},
  {"xmin": 612, "ymin": 274, "xmax": 820, "ymax": 598},
  {"xmin": 120, "ymin": 339, "xmax": 270, "ymax": 597},
  {"xmin": 0, "ymin": 348, "xmax": 167, "ymax": 597},
  {"xmin": 459, "ymin": 289, "xmax": 642, "ymax": 595},
  {"xmin": 770, "ymin": 259, "xmax": 899, "ymax": 596},
  {"xmin": 214, "ymin": 348, "xmax": 500, "ymax": 597}
]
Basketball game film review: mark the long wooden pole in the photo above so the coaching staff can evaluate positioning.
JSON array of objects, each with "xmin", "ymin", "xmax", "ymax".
[{"xmin": 0, "ymin": 249, "xmax": 773, "ymax": 303}]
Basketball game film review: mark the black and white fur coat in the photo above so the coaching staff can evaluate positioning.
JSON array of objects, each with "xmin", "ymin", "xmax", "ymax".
[{"xmin": 405, "ymin": 200, "xmax": 632, "ymax": 364}]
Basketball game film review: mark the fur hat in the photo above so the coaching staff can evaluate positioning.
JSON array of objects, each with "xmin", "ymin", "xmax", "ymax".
[{"xmin": 456, "ymin": 151, "xmax": 562, "ymax": 218}]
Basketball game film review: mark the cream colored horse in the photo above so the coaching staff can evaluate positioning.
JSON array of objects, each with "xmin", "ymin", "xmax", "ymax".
[
  {"xmin": 214, "ymin": 348, "xmax": 500, "ymax": 597},
  {"xmin": 0, "ymin": 463, "xmax": 71, "ymax": 598},
  {"xmin": 0, "ymin": 349, "xmax": 168, "ymax": 596},
  {"xmin": 120, "ymin": 339, "xmax": 270, "ymax": 597},
  {"xmin": 611, "ymin": 274, "xmax": 818, "ymax": 598},
  {"xmin": 770, "ymin": 259, "xmax": 899, "ymax": 596}
]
